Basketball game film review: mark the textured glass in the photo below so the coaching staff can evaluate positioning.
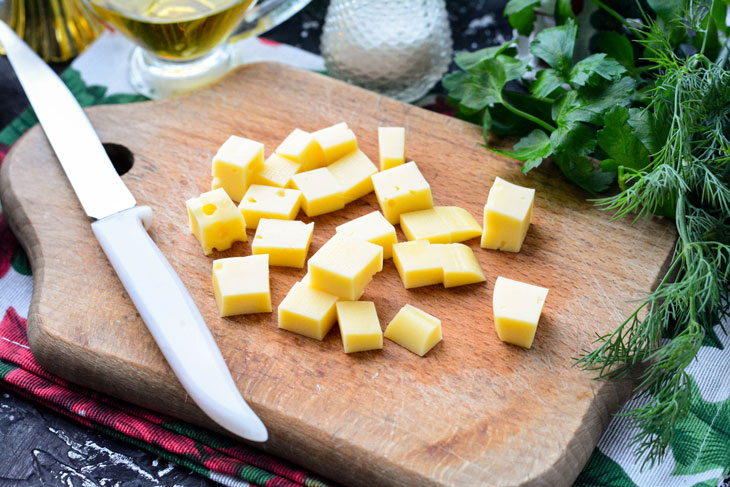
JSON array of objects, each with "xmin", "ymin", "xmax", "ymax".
[{"xmin": 320, "ymin": 0, "xmax": 453, "ymax": 102}]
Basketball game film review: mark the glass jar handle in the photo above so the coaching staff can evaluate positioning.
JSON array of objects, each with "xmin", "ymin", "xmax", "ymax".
[{"xmin": 229, "ymin": 0, "xmax": 311, "ymax": 43}]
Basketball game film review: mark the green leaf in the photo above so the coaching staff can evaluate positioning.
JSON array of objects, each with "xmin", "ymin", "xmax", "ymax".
[
  {"xmin": 647, "ymin": 0, "xmax": 684, "ymax": 25},
  {"xmin": 555, "ymin": 0, "xmax": 575, "ymax": 25},
  {"xmin": 556, "ymin": 77, "xmax": 636, "ymax": 125},
  {"xmin": 442, "ymin": 71, "xmax": 472, "ymax": 102},
  {"xmin": 531, "ymin": 69, "xmax": 565, "ymax": 98},
  {"xmin": 529, "ymin": 19, "xmax": 577, "ymax": 76},
  {"xmin": 11, "ymin": 246, "xmax": 31, "ymax": 276},
  {"xmin": 488, "ymin": 129, "xmax": 552, "ymax": 173},
  {"xmin": 505, "ymin": 0, "xmax": 541, "ymax": 35},
  {"xmin": 550, "ymin": 121, "xmax": 596, "ymax": 156},
  {"xmin": 597, "ymin": 32, "xmax": 635, "ymax": 70},
  {"xmin": 597, "ymin": 106, "xmax": 650, "ymax": 173},
  {"xmin": 454, "ymin": 42, "xmax": 516, "ymax": 71},
  {"xmin": 444, "ymin": 56, "xmax": 528, "ymax": 114},
  {"xmin": 554, "ymin": 152, "xmax": 615, "ymax": 195},
  {"xmin": 504, "ymin": 0, "xmax": 541, "ymax": 15},
  {"xmin": 570, "ymin": 53, "xmax": 626, "ymax": 86},
  {"xmin": 628, "ymin": 107, "xmax": 665, "ymax": 154},
  {"xmin": 574, "ymin": 448, "xmax": 636, "ymax": 487}
]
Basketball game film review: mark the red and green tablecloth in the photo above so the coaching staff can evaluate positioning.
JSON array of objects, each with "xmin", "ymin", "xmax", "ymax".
[{"xmin": 0, "ymin": 31, "xmax": 728, "ymax": 487}]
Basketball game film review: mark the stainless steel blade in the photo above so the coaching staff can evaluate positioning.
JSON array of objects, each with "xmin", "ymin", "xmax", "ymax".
[{"xmin": 0, "ymin": 21, "xmax": 135, "ymax": 219}]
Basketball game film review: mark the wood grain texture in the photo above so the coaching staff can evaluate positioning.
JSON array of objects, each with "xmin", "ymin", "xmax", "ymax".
[{"xmin": 0, "ymin": 62, "xmax": 676, "ymax": 487}]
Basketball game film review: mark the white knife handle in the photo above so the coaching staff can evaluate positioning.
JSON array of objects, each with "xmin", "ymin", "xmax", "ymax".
[{"xmin": 91, "ymin": 206, "xmax": 267, "ymax": 442}]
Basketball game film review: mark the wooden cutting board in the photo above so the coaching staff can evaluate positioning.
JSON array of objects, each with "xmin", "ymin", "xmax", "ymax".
[{"xmin": 0, "ymin": 62, "xmax": 675, "ymax": 487}]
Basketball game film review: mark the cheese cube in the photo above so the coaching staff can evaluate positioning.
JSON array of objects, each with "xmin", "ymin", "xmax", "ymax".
[
  {"xmin": 252, "ymin": 219, "xmax": 314, "ymax": 268},
  {"xmin": 308, "ymin": 236, "xmax": 383, "ymax": 300},
  {"xmin": 291, "ymin": 168, "xmax": 345, "ymax": 217},
  {"xmin": 336, "ymin": 301, "xmax": 383, "ymax": 353},
  {"xmin": 210, "ymin": 136, "xmax": 264, "ymax": 202},
  {"xmin": 435, "ymin": 206, "xmax": 482, "ymax": 242},
  {"xmin": 435, "ymin": 243, "xmax": 486, "ymax": 288},
  {"xmin": 212, "ymin": 255, "xmax": 271, "ymax": 317},
  {"xmin": 400, "ymin": 208, "xmax": 451, "ymax": 244},
  {"xmin": 335, "ymin": 211, "xmax": 397, "ymax": 259},
  {"xmin": 378, "ymin": 127, "xmax": 406, "ymax": 170},
  {"xmin": 275, "ymin": 128, "xmax": 326, "ymax": 172},
  {"xmin": 327, "ymin": 149, "xmax": 378, "ymax": 203},
  {"xmin": 392, "ymin": 240, "xmax": 442, "ymax": 288},
  {"xmin": 255, "ymin": 153, "xmax": 300, "ymax": 188},
  {"xmin": 278, "ymin": 280, "xmax": 339, "ymax": 340},
  {"xmin": 371, "ymin": 161, "xmax": 433, "ymax": 224},
  {"xmin": 187, "ymin": 188, "xmax": 247, "ymax": 255},
  {"xmin": 492, "ymin": 276, "xmax": 548, "ymax": 349},
  {"xmin": 312, "ymin": 123, "xmax": 358, "ymax": 163},
  {"xmin": 384, "ymin": 304, "xmax": 442, "ymax": 356},
  {"xmin": 238, "ymin": 184, "xmax": 302, "ymax": 229},
  {"xmin": 481, "ymin": 177, "xmax": 535, "ymax": 252}
]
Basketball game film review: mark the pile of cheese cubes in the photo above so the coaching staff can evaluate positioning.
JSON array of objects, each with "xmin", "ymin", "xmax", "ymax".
[{"xmin": 186, "ymin": 123, "xmax": 549, "ymax": 356}]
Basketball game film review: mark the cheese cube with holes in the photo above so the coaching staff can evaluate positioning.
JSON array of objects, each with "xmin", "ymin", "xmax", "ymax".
[
  {"xmin": 435, "ymin": 206, "xmax": 482, "ymax": 242},
  {"xmin": 435, "ymin": 243, "xmax": 486, "ymax": 288},
  {"xmin": 335, "ymin": 211, "xmax": 397, "ymax": 259},
  {"xmin": 275, "ymin": 128, "xmax": 325, "ymax": 172},
  {"xmin": 392, "ymin": 240, "xmax": 442, "ymax": 288},
  {"xmin": 481, "ymin": 177, "xmax": 535, "ymax": 252},
  {"xmin": 312, "ymin": 123, "xmax": 357, "ymax": 163},
  {"xmin": 492, "ymin": 276, "xmax": 548, "ymax": 349},
  {"xmin": 210, "ymin": 136, "xmax": 264, "ymax": 202},
  {"xmin": 384, "ymin": 304, "xmax": 442, "ymax": 356},
  {"xmin": 291, "ymin": 168, "xmax": 345, "ymax": 217},
  {"xmin": 252, "ymin": 219, "xmax": 314, "ymax": 268},
  {"xmin": 212, "ymin": 255, "xmax": 271, "ymax": 317},
  {"xmin": 278, "ymin": 279, "xmax": 339, "ymax": 340},
  {"xmin": 336, "ymin": 301, "xmax": 383, "ymax": 353},
  {"xmin": 371, "ymin": 161, "xmax": 433, "ymax": 224},
  {"xmin": 237, "ymin": 184, "xmax": 301, "ymax": 229},
  {"xmin": 327, "ymin": 149, "xmax": 378, "ymax": 203},
  {"xmin": 378, "ymin": 127, "xmax": 405, "ymax": 170},
  {"xmin": 400, "ymin": 206, "xmax": 481, "ymax": 243},
  {"xmin": 308, "ymin": 236, "xmax": 383, "ymax": 300},
  {"xmin": 187, "ymin": 188, "xmax": 247, "ymax": 255},
  {"xmin": 255, "ymin": 153, "xmax": 300, "ymax": 188}
]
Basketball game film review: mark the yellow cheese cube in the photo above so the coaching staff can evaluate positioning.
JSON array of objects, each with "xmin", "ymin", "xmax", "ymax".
[
  {"xmin": 378, "ymin": 127, "xmax": 405, "ymax": 170},
  {"xmin": 335, "ymin": 301, "xmax": 383, "ymax": 353},
  {"xmin": 384, "ymin": 304, "xmax": 442, "ymax": 356},
  {"xmin": 335, "ymin": 211, "xmax": 397, "ymax": 259},
  {"xmin": 392, "ymin": 240, "xmax": 443, "ymax": 289},
  {"xmin": 492, "ymin": 276, "xmax": 548, "ymax": 349},
  {"xmin": 275, "ymin": 128, "xmax": 326, "ymax": 172},
  {"xmin": 312, "ymin": 123, "xmax": 358, "ymax": 163},
  {"xmin": 252, "ymin": 219, "xmax": 314, "ymax": 268},
  {"xmin": 435, "ymin": 206, "xmax": 482, "ymax": 242},
  {"xmin": 210, "ymin": 136, "xmax": 264, "ymax": 202},
  {"xmin": 371, "ymin": 161, "xmax": 433, "ymax": 224},
  {"xmin": 187, "ymin": 188, "xmax": 247, "ymax": 255},
  {"xmin": 212, "ymin": 255, "xmax": 271, "ymax": 317},
  {"xmin": 278, "ymin": 280, "xmax": 339, "ymax": 340},
  {"xmin": 399, "ymin": 208, "xmax": 451, "ymax": 244},
  {"xmin": 291, "ymin": 168, "xmax": 345, "ymax": 217},
  {"xmin": 481, "ymin": 177, "xmax": 535, "ymax": 252},
  {"xmin": 238, "ymin": 184, "xmax": 302, "ymax": 229},
  {"xmin": 255, "ymin": 153, "xmax": 300, "ymax": 188},
  {"xmin": 308, "ymin": 236, "xmax": 383, "ymax": 300},
  {"xmin": 326, "ymin": 149, "xmax": 378, "ymax": 204},
  {"xmin": 435, "ymin": 243, "xmax": 486, "ymax": 288}
]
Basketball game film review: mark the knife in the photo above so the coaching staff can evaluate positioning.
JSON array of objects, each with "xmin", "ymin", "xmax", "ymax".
[{"xmin": 0, "ymin": 21, "xmax": 267, "ymax": 442}]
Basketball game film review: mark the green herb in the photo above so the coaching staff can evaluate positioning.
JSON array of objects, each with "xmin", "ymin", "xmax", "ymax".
[{"xmin": 442, "ymin": 0, "xmax": 730, "ymax": 466}]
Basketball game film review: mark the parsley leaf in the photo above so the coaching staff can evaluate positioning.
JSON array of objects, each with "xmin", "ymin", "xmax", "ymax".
[
  {"xmin": 597, "ymin": 106, "xmax": 650, "ymax": 173},
  {"xmin": 570, "ymin": 53, "xmax": 626, "ymax": 86},
  {"xmin": 553, "ymin": 152, "xmax": 616, "ymax": 195},
  {"xmin": 531, "ymin": 69, "xmax": 564, "ymax": 98},
  {"xmin": 504, "ymin": 0, "xmax": 542, "ymax": 35},
  {"xmin": 487, "ymin": 129, "xmax": 552, "ymax": 173},
  {"xmin": 530, "ymin": 19, "xmax": 577, "ymax": 77}
]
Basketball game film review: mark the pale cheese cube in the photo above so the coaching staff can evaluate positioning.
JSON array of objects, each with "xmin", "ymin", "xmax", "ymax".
[
  {"xmin": 187, "ymin": 188, "xmax": 247, "ymax": 255},
  {"xmin": 335, "ymin": 211, "xmax": 397, "ymax": 259},
  {"xmin": 336, "ymin": 301, "xmax": 383, "ymax": 353},
  {"xmin": 313, "ymin": 123, "xmax": 357, "ymax": 163},
  {"xmin": 278, "ymin": 280, "xmax": 338, "ymax": 340},
  {"xmin": 212, "ymin": 255, "xmax": 271, "ymax": 317},
  {"xmin": 378, "ymin": 127, "xmax": 405, "ymax": 170},
  {"xmin": 291, "ymin": 168, "xmax": 345, "ymax": 217},
  {"xmin": 238, "ymin": 184, "xmax": 302, "ymax": 229},
  {"xmin": 327, "ymin": 149, "xmax": 378, "ymax": 203},
  {"xmin": 435, "ymin": 206, "xmax": 482, "ymax": 242},
  {"xmin": 481, "ymin": 177, "xmax": 535, "ymax": 252},
  {"xmin": 255, "ymin": 153, "xmax": 300, "ymax": 188},
  {"xmin": 252, "ymin": 219, "xmax": 314, "ymax": 268},
  {"xmin": 400, "ymin": 208, "xmax": 451, "ymax": 243},
  {"xmin": 492, "ymin": 276, "xmax": 548, "ymax": 349},
  {"xmin": 392, "ymin": 240, "xmax": 442, "ymax": 289},
  {"xmin": 371, "ymin": 161, "xmax": 433, "ymax": 224},
  {"xmin": 434, "ymin": 243, "xmax": 486, "ymax": 288},
  {"xmin": 308, "ymin": 236, "xmax": 383, "ymax": 300},
  {"xmin": 210, "ymin": 136, "xmax": 264, "ymax": 202},
  {"xmin": 275, "ymin": 128, "xmax": 326, "ymax": 171},
  {"xmin": 384, "ymin": 304, "xmax": 442, "ymax": 356}
]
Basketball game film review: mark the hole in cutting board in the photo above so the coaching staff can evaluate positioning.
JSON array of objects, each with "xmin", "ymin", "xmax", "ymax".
[{"xmin": 103, "ymin": 143, "xmax": 134, "ymax": 176}]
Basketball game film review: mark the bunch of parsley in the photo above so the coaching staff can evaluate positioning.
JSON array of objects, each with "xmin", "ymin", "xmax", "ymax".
[{"xmin": 443, "ymin": 0, "xmax": 730, "ymax": 466}]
